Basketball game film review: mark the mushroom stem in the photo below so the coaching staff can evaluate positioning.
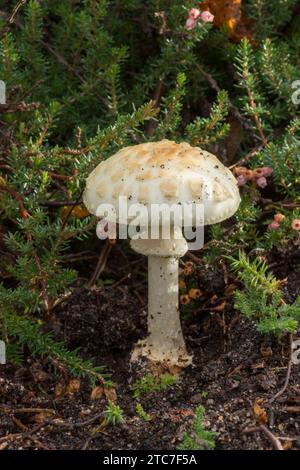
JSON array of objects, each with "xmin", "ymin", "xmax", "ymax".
[
  {"xmin": 131, "ymin": 228, "xmax": 192, "ymax": 369},
  {"xmin": 146, "ymin": 255, "xmax": 191, "ymax": 366}
]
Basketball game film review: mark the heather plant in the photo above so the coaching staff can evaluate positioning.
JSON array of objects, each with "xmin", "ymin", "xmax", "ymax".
[
  {"xmin": 1, "ymin": 0, "xmax": 300, "ymax": 381},
  {"xmin": 178, "ymin": 405, "xmax": 216, "ymax": 451},
  {"xmin": 104, "ymin": 401, "xmax": 124, "ymax": 426},
  {"xmin": 230, "ymin": 252, "xmax": 300, "ymax": 335},
  {"xmin": 132, "ymin": 373, "xmax": 177, "ymax": 399}
]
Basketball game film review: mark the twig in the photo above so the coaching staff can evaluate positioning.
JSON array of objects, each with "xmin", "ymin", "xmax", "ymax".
[
  {"xmin": 133, "ymin": 289, "xmax": 146, "ymax": 306},
  {"xmin": 82, "ymin": 435, "xmax": 97, "ymax": 450},
  {"xmin": 10, "ymin": 415, "xmax": 54, "ymax": 450},
  {"xmin": 46, "ymin": 200, "xmax": 81, "ymax": 207},
  {"xmin": 261, "ymin": 199, "xmax": 300, "ymax": 211},
  {"xmin": 14, "ymin": 407, "xmax": 56, "ymax": 414},
  {"xmin": 186, "ymin": 251, "xmax": 204, "ymax": 265},
  {"xmin": 12, "ymin": 416, "xmax": 27, "ymax": 432},
  {"xmin": 243, "ymin": 425, "xmax": 284, "ymax": 450},
  {"xmin": 88, "ymin": 240, "xmax": 112, "ymax": 287},
  {"xmin": 277, "ymin": 435, "xmax": 300, "ymax": 442},
  {"xmin": 0, "ymin": 1, "xmax": 27, "ymax": 40},
  {"xmin": 269, "ymin": 333, "xmax": 294, "ymax": 404},
  {"xmin": 259, "ymin": 425, "xmax": 284, "ymax": 450},
  {"xmin": 229, "ymin": 144, "xmax": 265, "ymax": 169},
  {"xmin": 246, "ymin": 87, "xmax": 267, "ymax": 146},
  {"xmin": 0, "ymin": 411, "xmax": 104, "ymax": 443},
  {"xmin": 0, "ymin": 421, "xmax": 49, "ymax": 444},
  {"xmin": 42, "ymin": 412, "xmax": 104, "ymax": 431},
  {"xmin": 109, "ymin": 273, "xmax": 131, "ymax": 289},
  {"xmin": 8, "ymin": 0, "xmax": 28, "ymax": 24},
  {"xmin": 1, "ymin": 411, "xmax": 103, "ymax": 449}
]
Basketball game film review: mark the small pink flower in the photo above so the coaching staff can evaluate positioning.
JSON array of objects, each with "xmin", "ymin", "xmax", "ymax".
[
  {"xmin": 256, "ymin": 176, "xmax": 267, "ymax": 188},
  {"xmin": 274, "ymin": 213, "xmax": 285, "ymax": 224},
  {"xmin": 253, "ymin": 167, "xmax": 273, "ymax": 179},
  {"xmin": 291, "ymin": 219, "xmax": 300, "ymax": 231},
  {"xmin": 237, "ymin": 175, "xmax": 247, "ymax": 186},
  {"xmin": 200, "ymin": 11, "xmax": 214, "ymax": 23},
  {"xmin": 268, "ymin": 221, "xmax": 280, "ymax": 231},
  {"xmin": 188, "ymin": 8, "xmax": 201, "ymax": 20},
  {"xmin": 260, "ymin": 166, "xmax": 273, "ymax": 177},
  {"xmin": 185, "ymin": 18, "xmax": 197, "ymax": 30}
]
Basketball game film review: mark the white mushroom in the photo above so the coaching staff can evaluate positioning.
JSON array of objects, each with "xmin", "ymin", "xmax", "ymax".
[{"xmin": 83, "ymin": 140, "xmax": 241, "ymax": 370}]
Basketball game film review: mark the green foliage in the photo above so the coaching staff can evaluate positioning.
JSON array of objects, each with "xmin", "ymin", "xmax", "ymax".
[
  {"xmin": 235, "ymin": 38, "xmax": 270, "ymax": 141},
  {"xmin": 186, "ymin": 90, "xmax": 230, "ymax": 146},
  {"xmin": 3, "ymin": 310, "xmax": 110, "ymax": 386},
  {"xmin": 136, "ymin": 403, "xmax": 152, "ymax": 422},
  {"xmin": 104, "ymin": 400, "xmax": 124, "ymax": 426},
  {"xmin": 229, "ymin": 252, "xmax": 300, "ymax": 335},
  {"xmin": 245, "ymin": 0, "xmax": 299, "ymax": 40},
  {"xmin": 204, "ymin": 194, "xmax": 263, "ymax": 263},
  {"xmin": 230, "ymin": 251, "xmax": 280, "ymax": 292},
  {"xmin": 178, "ymin": 406, "xmax": 216, "ymax": 451},
  {"xmin": 153, "ymin": 72, "xmax": 186, "ymax": 140},
  {"xmin": 132, "ymin": 373, "xmax": 177, "ymax": 399},
  {"xmin": 251, "ymin": 120, "xmax": 300, "ymax": 198}
]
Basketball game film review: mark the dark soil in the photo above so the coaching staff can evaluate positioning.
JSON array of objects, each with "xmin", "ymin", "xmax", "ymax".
[{"xmin": 1, "ymin": 250, "xmax": 300, "ymax": 450}]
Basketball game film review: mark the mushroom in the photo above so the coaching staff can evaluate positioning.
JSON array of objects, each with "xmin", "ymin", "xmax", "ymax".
[{"xmin": 83, "ymin": 140, "xmax": 241, "ymax": 370}]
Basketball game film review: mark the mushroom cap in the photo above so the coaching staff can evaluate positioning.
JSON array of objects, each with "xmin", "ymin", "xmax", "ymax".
[{"xmin": 83, "ymin": 139, "xmax": 241, "ymax": 226}]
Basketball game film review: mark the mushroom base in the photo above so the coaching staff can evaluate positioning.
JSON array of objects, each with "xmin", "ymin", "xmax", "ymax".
[
  {"xmin": 131, "ymin": 336, "xmax": 193, "ymax": 371},
  {"xmin": 131, "ymin": 253, "xmax": 192, "ymax": 370}
]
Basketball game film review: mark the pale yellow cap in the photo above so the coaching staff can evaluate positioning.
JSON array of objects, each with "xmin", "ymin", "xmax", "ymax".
[{"xmin": 83, "ymin": 139, "xmax": 241, "ymax": 225}]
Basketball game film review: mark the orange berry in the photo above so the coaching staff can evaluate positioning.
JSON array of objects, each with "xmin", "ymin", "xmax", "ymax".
[
  {"xmin": 183, "ymin": 261, "xmax": 194, "ymax": 276},
  {"xmin": 183, "ymin": 266, "xmax": 193, "ymax": 276},
  {"xmin": 185, "ymin": 261, "xmax": 193, "ymax": 268},
  {"xmin": 188, "ymin": 288, "xmax": 202, "ymax": 299},
  {"xmin": 180, "ymin": 294, "xmax": 190, "ymax": 305}
]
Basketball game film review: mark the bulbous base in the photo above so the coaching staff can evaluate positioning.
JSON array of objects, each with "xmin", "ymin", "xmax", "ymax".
[{"xmin": 131, "ymin": 336, "xmax": 193, "ymax": 372}]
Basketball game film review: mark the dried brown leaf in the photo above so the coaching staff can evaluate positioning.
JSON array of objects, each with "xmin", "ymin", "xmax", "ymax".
[
  {"xmin": 260, "ymin": 346, "xmax": 273, "ymax": 358},
  {"xmin": 285, "ymin": 406, "xmax": 300, "ymax": 413},
  {"xmin": 104, "ymin": 387, "xmax": 117, "ymax": 403},
  {"xmin": 32, "ymin": 410, "xmax": 55, "ymax": 424},
  {"xmin": 55, "ymin": 382, "xmax": 66, "ymax": 398},
  {"xmin": 66, "ymin": 379, "xmax": 81, "ymax": 395},
  {"xmin": 283, "ymin": 440, "xmax": 293, "ymax": 450},
  {"xmin": 253, "ymin": 399, "xmax": 268, "ymax": 424},
  {"xmin": 90, "ymin": 386, "xmax": 104, "ymax": 401}
]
